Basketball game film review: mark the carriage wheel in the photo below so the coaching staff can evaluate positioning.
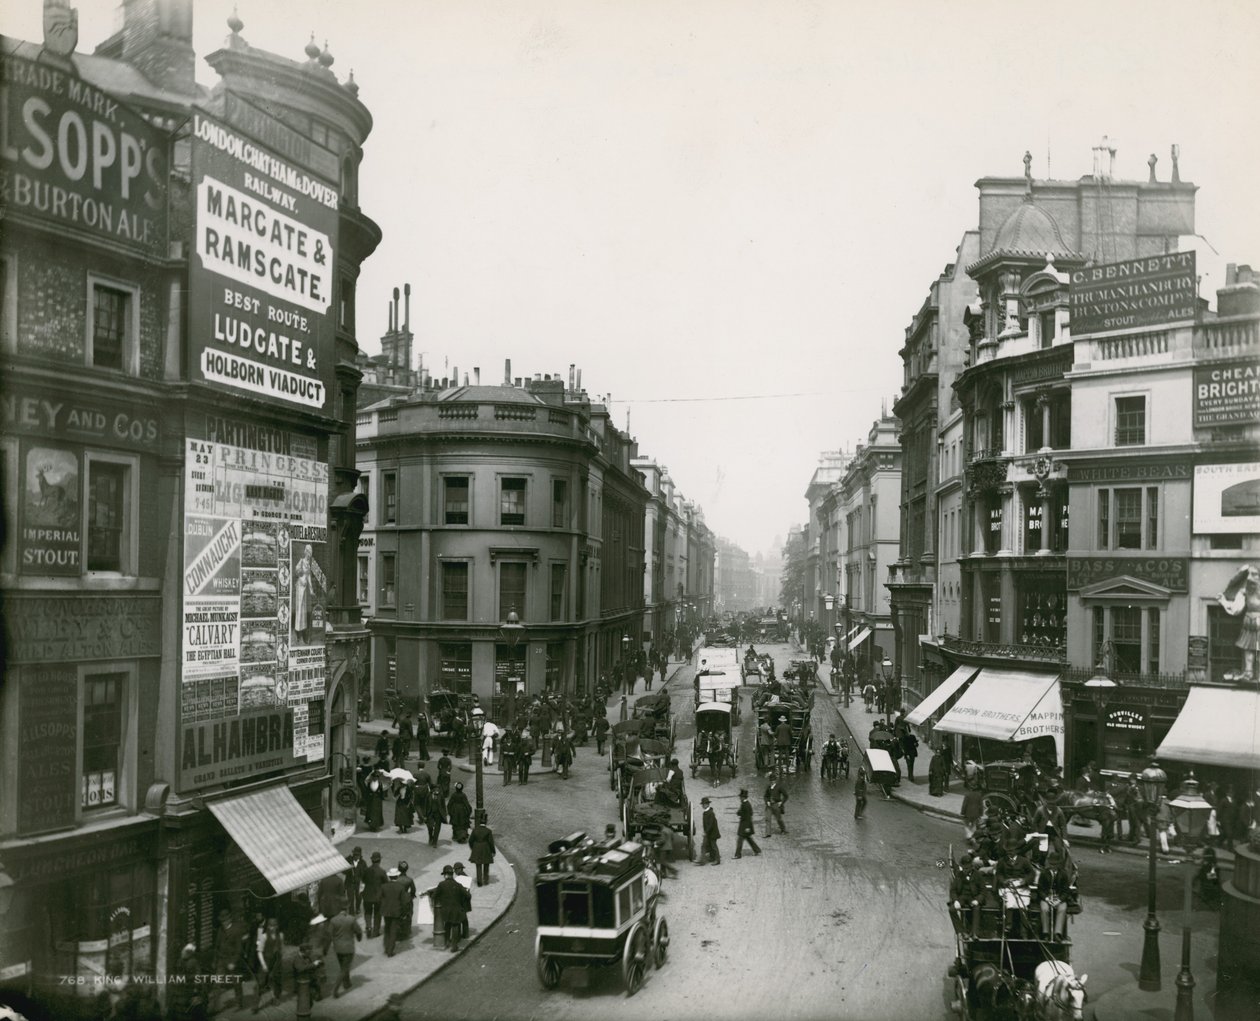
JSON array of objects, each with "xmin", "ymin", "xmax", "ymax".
[
  {"xmin": 653, "ymin": 917, "xmax": 670, "ymax": 968},
  {"xmin": 954, "ymin": 974, "xmax": 970, "ymax": 1019},
  {"xmin": 536, "ymin": 953, "xmax": 562, "ymax": 990},
  {"xmin": 986, "ymin": 791, "xmax": 1019, "ymax": 819},
  {"xmin": 623, "ymin": 926, "xmax": 648, "ymax": 995}
]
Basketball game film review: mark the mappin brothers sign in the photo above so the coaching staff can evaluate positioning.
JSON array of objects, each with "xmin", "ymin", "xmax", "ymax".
[
  {"xmin": 0, "ymin": 52, "xmax": 168, "ymax": 256},
  {"xmin": 189, "ymin": 111, "xmax": 338, "ymax": 412},
  {"xmin": 1070, "ymin": 252, "xmax": 1196, "ymax": 335}
]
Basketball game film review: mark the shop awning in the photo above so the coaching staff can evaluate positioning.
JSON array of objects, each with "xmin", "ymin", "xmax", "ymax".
[
  {"xmin": 905, "ymin": 665, "xmax": 979, "ymax": 726},
  {"xmin": 1157, "ymin": 686, "xmax": 1260, "ymax": 770},
  {"xmin": 850, "ymin": 627, "xmax": 873, "ymax": 650},
  {"xmin": 208, "ymin": 785, "xmax": 348, "ymax": 895},
  {"xmin": 845, "ymin": 625, "xmax": 861, "ymax": 643},
  {"xmin": 936, "ymin": 670, "xmax": 1064, "ymax": 764}
]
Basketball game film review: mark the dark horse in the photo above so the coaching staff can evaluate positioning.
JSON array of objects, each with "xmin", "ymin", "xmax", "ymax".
[
  {"xmin": 693, "ymin": 732, "xmax": 733, "ymax": 780},
  {"xmin": 1054, "ymin": 788, "xmax": 1117, "ymax": 850}
]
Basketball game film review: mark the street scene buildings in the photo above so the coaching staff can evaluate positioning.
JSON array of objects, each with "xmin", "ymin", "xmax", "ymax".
[{"xmin": 1, "ymin": 3, "xmax": 1257, "ymax": 1021}]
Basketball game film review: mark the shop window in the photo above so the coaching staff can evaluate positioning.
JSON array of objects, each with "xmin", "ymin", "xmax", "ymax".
[
  {"xmin": 1115, "ymin": 489, "xmax": 1142, "ymax": 549},
  {"xmin": 87, "ymin": 278, "xmax": 139, "ymax": 374},
  {"xmin": 379, "ymin": 552, "xmax": 396, "ymax": 606},
  {"xmin": 1111, "ymin": 606, "xmax": 1142, "ymax": 673},
  {"xmin": 500, "ymin": 477, "xmax": 526, "ymax": 526},
  {"xmin": 441, "ymin": 561, "xmax": 469, "ymax": 620},
  {"xmin": 1023, "ymin": 398, "xmax": 1043, "ymax": 451},
  {"xmin": 1039, "ymin": 309, "xmax": 1056, "ymax": 349},
  {"xmin": 439, "ymin": 642, "xmax": 473, "ymax": 694},
  {"xmin": 86, "ymin": 459, "xmax": 129, "ymax": 572},
  {"xmin": 1016, "ymin": 574, "xmax": 1065, "ymax": 647},
  {"xmin": 545, "ymin": 641, "xmax": 565, "ymax": 690},
  {"xmin": 82, "ymin": 672, "xmax": 123, "ymax": 810},
  {"xmin": 1049, "ymin": 487, "xmax": 1069, "ymax": 554},
  {"xmin": 357, "ymin": 555, "xmax": 369, "ymax": 603},
  {"xmin": 981, "ymin": 572, "xmax": 1002, "ymax": 643},
  {"xmin": 499, "ymin": 561, "xmax": 527, "ymax": 620},
  {"xmin": 382, "ymin": 472, "xmax": 397, "ymax": 524},
  {"xmin": 444, "ymin": 476, "xmax": 469, "ymax": 524},
  {"xmin": 550, "ymin": 562, "xmax": 567, "ymax": 621},
  {"xmin": 45, "ymin": 861, "xmax": 154, "ymax": 986},
  {"xmin": 1114, "ymin": 395, "xmax": 1147, "ymax": 446},
  {"xmin": 1049, "ymin": 392, "xmax": 1072, "ymax": 449},
  {"xmin": 552, "ymin": 478, "xmax": 568, "ymax": 528}
]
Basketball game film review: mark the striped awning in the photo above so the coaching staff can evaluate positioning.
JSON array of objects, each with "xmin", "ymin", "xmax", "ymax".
[
  {"xmin": 850, "ymin": 627, "xmax": 873, "ymax": 650},
  {"xmin": 1157, "ymin": 686, "xmax": 1260, "ymax": 769},
  {"xmin": 905, "ymin": 665, "xmax": 979, "ymax": 726},
  {"xmin": 208, "ymin": 784, "xmax": 348, "ymax": 895}
]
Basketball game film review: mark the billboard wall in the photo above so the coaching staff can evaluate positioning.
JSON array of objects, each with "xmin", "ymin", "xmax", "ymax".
[
  {"xmin": 1193, "ymin": 359, "xmax": 1260, "ymax": 428},
  {"xmin": 188, "ymin": 112, "xmax": 339, "ymax": 413},
  {"xmin": 179, "ymin": 416, "xmax": 329, "ymax": 790},
  {"xmin": 1193, "ymin": 462, "xmax": 1260, "ymax": 535},
  {"xmin": 1069, "ymin": 251, "xmax": 1197, "ymax": 335}
]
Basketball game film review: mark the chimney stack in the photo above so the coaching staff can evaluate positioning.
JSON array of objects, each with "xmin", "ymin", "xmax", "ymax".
[
  {"xmin": 403, "ymin": 283, "xmax": 411, "ymax": 332},
  {"xmin": 504, "ymin": 358, "xmax": 512, "ymax": 385},
  {"xmin": 569, "ymin": 364, "xmax": 576, "ymax": 390},
  {"xmin": 575, "ymin": 368, "xmax": 582, "ymax": 392},
  {"xmin": 474, "ymin": 367, "xmax": 481, "ymax": 385}
]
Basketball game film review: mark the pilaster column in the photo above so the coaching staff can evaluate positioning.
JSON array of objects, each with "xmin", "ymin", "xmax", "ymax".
[
  {"xmin": 997, "ymin": 485, "xmax": 1014, "ymax": 556},
  {"xmin": 1038, "ymin": 484, "xmax": 1053, "ymax": 555}
]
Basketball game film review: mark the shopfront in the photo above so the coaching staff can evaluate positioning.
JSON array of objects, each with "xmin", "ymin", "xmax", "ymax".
[
  {"xmin": 0, "ymin": 819, "xmax": 159, "ymax": 1012},
  {"xmin": 1063, "ymin": 683, "xmax": 1183, "ymax": 783}
]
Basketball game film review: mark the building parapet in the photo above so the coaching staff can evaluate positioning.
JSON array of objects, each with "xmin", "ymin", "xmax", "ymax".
[
  {"xmin": 1061, "ymin": 666, "xmax": 1189, "ymax": 690},
  {"xmin": 942, "ymin": 634, "xmax": 1065, "ymax": 666}
]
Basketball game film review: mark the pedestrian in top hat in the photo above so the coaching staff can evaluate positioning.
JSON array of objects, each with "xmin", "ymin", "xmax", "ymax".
[
  {"xmin": 699, "ymin": 796, "xmax": 721, "ymax": 865},
  {"xmin": 433, "ymin": 865, "xmax": 471, "ymax": 952},
  {"xmin": 425, "ymin": 781, "xmax": 445, "ymax": 847},
  {"xmin": 344, "ymin": 846, "xmax": 366, "ymax": 916},
  {"xmin": 361, "ymin": 852, "xmax": 386, "ymax": 938},
  {"xmin": 734, "ymin": 788, "xmax": 761, "ymax": 859},
  {"xmin": 453, "ymin": 863, "xmax": 473, "ymax": 938},
  {"xmin": 469, "ymin": 811, "xmax": 497, "ymax": 887},
  {"xmin": 396, "ymin": 861, "xmax": 417, "ymax": 939}
]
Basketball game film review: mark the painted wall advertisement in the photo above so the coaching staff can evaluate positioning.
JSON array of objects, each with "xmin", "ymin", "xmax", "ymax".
[
  {"xmin": 188, "ymin": 111, "xmax": 338, "ymax": 412},
  {"xmin": 1069, "ymin": 251, "xmax": 1197, "ymax": 335},
  {"xmin": 1193, "ymin": 462, "xmax": 1260, "ymax": 534},
  {"xmin": 180, "ymin": 417, "xmax": 328, "ymax": 789},
  {"xmin": 0, "ymin": 53, "xmax": 169, "ymax": 256},
  {"xmin": 1193, "ymin": 359, "xmax": 1260, "ymax": 428},
  {"xmin": 17, "ymin": 666, "xmax": 78, "ymax": 837}
]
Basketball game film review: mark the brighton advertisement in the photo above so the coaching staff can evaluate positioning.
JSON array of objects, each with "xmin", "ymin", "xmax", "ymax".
[
  {"xmin": 188, "ymin": 111, "xmax": 339, "ymax": 413},
  {"xmin": 180, "ymin": 417, "xmax": 329, "ymax": 789}
]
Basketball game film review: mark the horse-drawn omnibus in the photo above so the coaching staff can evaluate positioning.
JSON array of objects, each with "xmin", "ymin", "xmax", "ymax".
[
  {"xmin": 690, "ymin": 702, "xmax": 737, "ymax": 781},
  {"xmin": 534, "ymin": 831, "xmax": 669, "ymax": 996}
]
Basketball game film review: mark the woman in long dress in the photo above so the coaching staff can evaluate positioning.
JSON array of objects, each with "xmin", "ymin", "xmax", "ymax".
[{"xmin": 292, "ymin": 543, "xmax": 325, "ymax": 644}]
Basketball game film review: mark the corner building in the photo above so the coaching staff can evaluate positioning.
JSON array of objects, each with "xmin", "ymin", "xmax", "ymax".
[
  {"xmin": 0, "ymin": 4, "xmax": 378, "ymax": 1010},
  {"xmin": 357, "ymin": 365, "xmax": 648, "ymax": 716}
]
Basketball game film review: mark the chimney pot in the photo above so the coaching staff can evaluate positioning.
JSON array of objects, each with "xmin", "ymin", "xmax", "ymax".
[
  {"xmin": 515, "ymin": 377, "xmax": 522, "ymax": 388},
  {"xmin": 504, "ymin": 358, "xmax": 512, "ymax": 384},
  {"xmin": 474, "ymin": 367, "xmax": 481, "ymax": 384}
]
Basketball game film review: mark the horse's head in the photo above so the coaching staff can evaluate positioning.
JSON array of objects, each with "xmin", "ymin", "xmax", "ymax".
[{"xmin": 1060, "ymin": 972, "xmax": 1087, "ymax": 1020}]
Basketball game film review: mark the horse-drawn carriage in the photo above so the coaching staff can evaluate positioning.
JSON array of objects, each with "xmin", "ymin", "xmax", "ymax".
[
  {"xmin": 428, "ymin": 688, "xmax": 477, "ymax": 741},
  {"xmin": 753, "ymin": 696, "xmax": 813, "ymax": 774},
  {"xmin": 690, "ymin": 702, "xmax": 737, "ymax": 780},
  {"xmin": 609, "ymin": 722, "xmax": 670, "ymax": 798},
  {"xmin": 621, "ymin": 767, "xmax": 695, "ymax": 862},
  {"xmin": 534, "ymin": 831, "xmax": 669, "ymax": 996},
  {"xmin": 783, "ymin": 659, "xmax": 818, "ymax": 686},
  {"xmin": 631, "ymin": 692, "xmax": 676, "ymax": 749},
  {"xmin": 695, "ymin": 668, "xmax": 741, "ymax": 724}
]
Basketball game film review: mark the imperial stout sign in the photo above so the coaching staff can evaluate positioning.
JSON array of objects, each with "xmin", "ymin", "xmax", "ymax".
[
  {"xmin": 1069, "ymin": 251, "xmax": 1197, "ymax": 335},
  {"xmin": 0, "ymin": 53, "xmax": 168, "ymax": 255},
  {"xmin": 189, "ymin": 112, "xmax": 338, "ymax": 412}
]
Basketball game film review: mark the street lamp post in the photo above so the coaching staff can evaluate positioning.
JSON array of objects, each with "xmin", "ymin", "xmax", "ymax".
[
  {"xmin": 1169, "ymin": 773, "xmax": 1213, "ymax": 1021},
  {"xmin": 621, "ymin": 633, "xmax": 633, "ymax": 696},
  {"xmin": 1084, "ymin": 640, "xmax": 1118, "ymax": 773},
  {"xmin": 880, "ymin": 657, "xmax": 893, "ymax": 722},
  {"xmin": 1139, "ymin": 759, "xmax": 1168, "ymax": 991}
]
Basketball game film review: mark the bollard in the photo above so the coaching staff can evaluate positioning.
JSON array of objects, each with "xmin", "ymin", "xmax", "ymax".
[{"xmin": 295, "ymin": 972, "xmax": 313, "ymax": 1019}]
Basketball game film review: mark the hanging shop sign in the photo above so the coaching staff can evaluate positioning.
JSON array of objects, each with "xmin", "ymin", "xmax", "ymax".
[
  {"xmin": 1187, "ymin": 635, "xmax": 1209, "ymax": 672},
  {"xmin": 1066, "ymin": 556, "xmax": 1188, "ymax": 592},
  {"xmin": 1194, "ymin": 359, "xmax": 1260, "ymax": 428},
  {"xmin": 178, "ymin": 416, "xmax": 328, "ymax": 791},
  {"xmin": 188, "ymin": 111, "xmax": 338, "ymax": 412},
  {"xmin": 1193, "ymin": 462, "xmax": 1260, "ymax": 534},
  {"xmin": 1069, "ymin": 251, "xmax": 1197, "ymax": 335},
  {"xmin": 0, "ymin": 53, "xmax": 169, "ymax": 256},
  {"xmin": 17, "ymin": 666, "xmax": 79, "ymax": 836}
]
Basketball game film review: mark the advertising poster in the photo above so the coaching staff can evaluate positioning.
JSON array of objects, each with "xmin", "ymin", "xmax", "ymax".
[
  {"xmin": 180, "ymin": 419, "xmax": 328, "ymax": 789},
  {"xmin": 188, "ymin": 111, "xmax": 339, "ymax": 413},
  {"xmin": 20, "ymin": 443, "xmax": 80, "ymax": 576},
  {"xmin": 1194, "ymin": 359, "xmax": 1260, "ymax": 428},
  {"xmin": 1193, "ymin": 462, "xmax": 1260, "ymax": 534}
]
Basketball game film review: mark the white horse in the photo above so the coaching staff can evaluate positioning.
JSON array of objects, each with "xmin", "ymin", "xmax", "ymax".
[{"xmin": 1034, "ymin": 959, "xmax": 1087, "ymax": 1021}]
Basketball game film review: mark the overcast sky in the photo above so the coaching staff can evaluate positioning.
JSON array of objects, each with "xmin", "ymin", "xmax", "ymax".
[{"xmin": 6, "ymin": 1, "xmax": 1259, "ymax": 557}]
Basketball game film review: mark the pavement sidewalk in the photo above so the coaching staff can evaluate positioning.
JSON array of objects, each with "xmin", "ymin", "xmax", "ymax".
[{"xmin": 214, "ymin": 824, "xmax": 516, "ymax": 1021}]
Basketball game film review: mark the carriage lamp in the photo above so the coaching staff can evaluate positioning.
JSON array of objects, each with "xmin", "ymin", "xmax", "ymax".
[
  {"xmin": 1138, "ymin": 759, "xmax": 1168, "ymax": 991},
  {"xmin": 1169, "ymin": 773, "xmax": 1213, "ymax": 1021}
]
